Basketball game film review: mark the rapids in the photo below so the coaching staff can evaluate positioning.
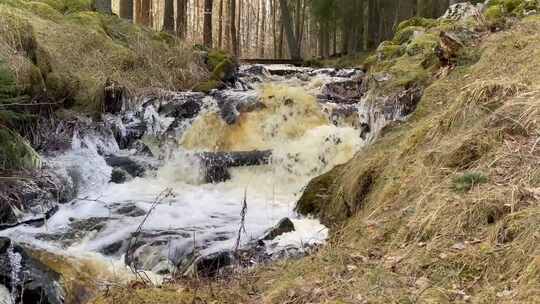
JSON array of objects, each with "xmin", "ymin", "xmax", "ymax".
[{"xmin": 1, "ymin": 64, "xmax": 403, "ymax": 285}]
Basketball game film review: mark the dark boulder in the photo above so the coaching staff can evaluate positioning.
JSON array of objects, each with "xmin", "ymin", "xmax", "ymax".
[
  {"xmin": 260, "ymin": 218, "xmax": 295, "ymax": 241},
  {"xmin": 319, "ymin": 80, "xmax": 365, "ymax": 104},
  {"xmin": 212, "ymin": 90, "xmax": 266, "ymax": 125},
  {"xmin": 0, "ymin": 238, "xmax": 65, "ymax": 304},
  {"xmin": 110, "ymin": 168, "xmax": 130, "ymax": 184},
  {"xmin": 189, "ymin": 251, "xmax": 234, "ymax": 277},
  {"xmin": 105, "ymin": 155, "xmax": 146, "ymax": 178},
  {"xmin": 0, "ymin": 171, "xmax": 73, "ymax": 230},
  {"xmin": 197, "ymin": 150, "xmax": 272, "ymax": 183}
]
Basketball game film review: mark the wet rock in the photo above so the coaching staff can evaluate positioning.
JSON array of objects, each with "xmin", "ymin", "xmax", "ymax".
[
  {"xmin": 112, "ymin": 203, "xmax": 146, "ymax": 217},
  {"xmin": 0, "ymin": 171, "xmax": 73, "ymax": 230},
  {"xmin": 0, "ymin": 238, "xmax": 65, "ymax": 304},
  {"xmin": 36, "ymin": 217, "xmax": 110, "ymax": 247},
  {"xmin": 110, "ymin": 168, "xmax": 130, "ymax": 184},
  {"xmin": 213, "ymin": 90, "xmax": 266, "ymax": 125},
  {"xmin": 197, "ymin": 150, "xmax": 272, "ymax": 183},
  {"xmin": 260, "ymin": 218, "xmax": 295, "ymax": 241},
  {"xmin": 319, "ymin": 80, "xmax": 365, "ymax": 104},
  {"xmin": 186, "ymin": 251, "xmax": 234, "ymax": 277},
  {"xmin": 124, "ymin": 229, "xmax": 194, "ymax": 273},
  {"xmin": 240, "ymin": 65, "xmax": 271, "ymax": 78},
  {"xmin": 265, "ymin": 65, "xmax": 309, "ymax": 76},
  {"xmin": 156, "ymin": 92, "xmax": 205, "ymax": 119},
  {"xmin": 105, "ymin": 155, "xmax": 146, "ymax": 178},
  {"xmin": 103, "ymin": 79, "xmax": 125, "ymax": 114},
  {"xmin": 441, "ymin": 2, "xmax": 483, "ymax": 21}
]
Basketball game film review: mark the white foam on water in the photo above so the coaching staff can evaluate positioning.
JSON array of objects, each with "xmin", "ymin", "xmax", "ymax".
[{"xmin": 2, "ymin": 65, "xmax": 376, "ymax": 283}]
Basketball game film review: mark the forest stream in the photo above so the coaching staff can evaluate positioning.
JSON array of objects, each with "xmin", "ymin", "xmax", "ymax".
[{"xmin": 0, "ymin": 63, "xmax": 414, "ymax": 302}]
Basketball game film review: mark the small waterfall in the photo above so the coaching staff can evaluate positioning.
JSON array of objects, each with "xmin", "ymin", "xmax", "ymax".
[{"xmin": 0, "ymin": 64, "xmax": 422, "ymax": 280}]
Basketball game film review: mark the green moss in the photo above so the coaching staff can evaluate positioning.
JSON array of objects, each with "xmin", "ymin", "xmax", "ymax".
[
  {"xmin": 207, "ymin": 50, "xmax": 229, "ymax": 69},
  {"xmin": 376, "ymin": 42, "xmax": 404, "ymax": 60},
  {"xmin": 393, "ymin": 26, "xmax": 425, "ymax": 45},
  {"xmin": 193, "ymin": 80, "xmax": 222, "ymax": 93},
  {"xmin": 405, "ymin": 33, "xmax": 439, "ymax": 56},
  {"xmin": 389, "ymin": 56, "xmax": 431, "ymax": 89},
  {"xmin": 396, "ymin": 17, "xmax": 437, "ymax": 33},
  {"xmin": 66, "ymin": 11, "xmax": 106, "ymax": 35},
  {"xmin": 211, "ymin": 58, "xmax": 234, "ymax": 80},
  {"xmin": 486, "ymin": 4, "xmax": 504, "ymax": 21}
]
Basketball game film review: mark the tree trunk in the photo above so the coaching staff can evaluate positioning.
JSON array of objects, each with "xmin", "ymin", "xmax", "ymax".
[
  {"xmin": 229, "ymin": 0, "xmax": 239, "ymax": 56},
  {"xmin": 163, "ymin": 0, "xmax": 175, "ymax": 33},
  {"xmin": 203, "ymin": 0, "xmax": 214, "ymax": 48},
  {"xmin": 218, "ymin": 0, "xmax": 224, "ymax": 49},
  {"xmin": 176, "ymin": 0, "xmax": 188, "ymax": 39},
  {"xmin": 94, "ymin": 0, "xmax": 112, "ymax": 14},
  {"xmin": 135, "ymin": 0, "xmax": 152, "ymax": 27},
  {"xmin": 259, "ymin": 0, "xmax": 266, "ymax": 58},
  {"xmin": 119, "ymin": 0, "xmax": 133, "ymax": 21},
  {"xmin": 278, "ymin": 0, "xmax": 301, "ymax": 60}
]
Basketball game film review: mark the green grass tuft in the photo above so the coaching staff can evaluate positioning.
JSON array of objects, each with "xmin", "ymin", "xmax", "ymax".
[{"xmin": 452, "ymin": 172, "xmax": 488, "ymax": 192}]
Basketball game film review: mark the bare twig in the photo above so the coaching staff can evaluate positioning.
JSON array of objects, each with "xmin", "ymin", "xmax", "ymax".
[
  {"xmin": 125, "ymin": 188, "xmax": 174, "ymax": 284},
  {"xmin": 234, "ymin": 188, "xmax": 248, "ymax": 254}
]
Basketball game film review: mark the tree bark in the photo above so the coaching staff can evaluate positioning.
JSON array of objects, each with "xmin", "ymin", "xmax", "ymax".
[
  {"xmin": 94, "ymin": 0, "xmax": 112, "ymax": 14},
  {"xmin": 218, "ymin": 0, "xmax": 224, "ymax": 49},
  {"xmin": 229, "ymin": 0, "xmax": 239, "ymax": 56},
  {"xmin": 203, "ymin": 0, "xmax": 214, "ymax": 48},
  {"xmin": 135, "ymin": 0, "xmax": 152, "ymax": 27},
  {"xmin": 163, "ymin": 0, "xmax": 175, "ymax": 33},
  {"xmin": 176, "ymin": 0, "xmax": 188, "ymax": 39},
  {"xmin": 278, "ymin": 0, "xmax": 301, "ymax": 60},
  {"xmin": 259, "ymin": 0, "xmax": 266, "ymax": 58},
  {"xmin": 119, "ymin": 0, "xmax": 133, "ymax": 21}
]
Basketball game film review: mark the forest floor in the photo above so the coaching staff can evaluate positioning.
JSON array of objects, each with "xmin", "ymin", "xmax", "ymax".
[{"xmin": 92, "ymin": 6, "xmax": 540, "ymax": 304}]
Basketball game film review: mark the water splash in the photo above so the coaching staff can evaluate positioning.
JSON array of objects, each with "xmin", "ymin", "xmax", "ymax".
[{"xmin": 7, "ymin": 243, "xmax": 22, "ymax": 303}]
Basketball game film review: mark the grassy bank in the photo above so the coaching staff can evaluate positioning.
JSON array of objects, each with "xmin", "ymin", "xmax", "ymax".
[
  {"xmin": 0, "ymin": 0, "xmax": 207, "ymax": 114},
  {"xmin": 93, "ymin": 3, "xmax": 539, "ymax": 303}
]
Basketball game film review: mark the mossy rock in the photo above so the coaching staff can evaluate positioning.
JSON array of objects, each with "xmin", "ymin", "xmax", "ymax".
[
  {"xmin": 376, "ymin": 42, "xmax": 404, "ymax": 60},
  {"xmin": 193, "ymin": 80, "xmax": 223, "ymax": 93},
  {"xmin": 396, "ymin": 17, "xmax": 437, "ymax": 33},
  {"xmin": 405, "ymin": 33, "xmax": 439, "ymax": 56},
  {"xmin": 207, "ymin": 49, "xmax": 230, "ymax": 69},
  {"xmin": 394, "ymin": 26, "xmax": 426, "ymax": 45},
  {"xmin": 387, "ymin": 56, "xmax": 431, "ymax": 91},
  {"xmin": 66, "ymin": 11, "xmax": 106, "ymax": 35},
  {"xmin": 211, "ymin": 58, "xmax": 236, "ymax": 81}
]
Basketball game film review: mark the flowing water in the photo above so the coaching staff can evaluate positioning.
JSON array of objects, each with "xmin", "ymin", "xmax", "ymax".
[{"xmin": 1, "ymin": 65, "xmax": 400, "ymax": 286}]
